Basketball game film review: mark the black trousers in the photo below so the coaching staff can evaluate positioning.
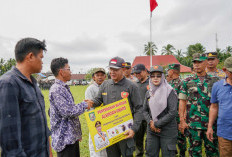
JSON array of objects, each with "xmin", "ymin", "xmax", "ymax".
[
  {"xmin": 106, "ymin": 138, "xmax": 135, "ymax": 157},
  {"xmin": 134, "ymin": 120, "xmax": 147, "ymax": 157},
  {"xmin": 57, "ymin": 141, "xmax": 80, "ymax": 157},
  {"xmin": 145, "ymin": 130, "xmax": 177, "ymax": 157}
]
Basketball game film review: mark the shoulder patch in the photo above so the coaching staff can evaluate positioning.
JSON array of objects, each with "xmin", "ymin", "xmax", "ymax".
[
  {"xmin": 121, "ymin": 91, "xmax": 129, "ymax": 98},
  {"xmin": 102, "ymin": 92, "xmax": 107, "ymax": 95}
]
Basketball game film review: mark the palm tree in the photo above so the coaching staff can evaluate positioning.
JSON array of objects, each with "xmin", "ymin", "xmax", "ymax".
[
  {"xmin": 225, "ymin": 46, "xmax": 232, "ymax": 54},
  {"xmin": 217, "ymin": 48, "xmax": 231, "ymax": 62},
  {"xmin": 179, "ymin": 56, "xmax": 192, "ymax": 68},
  {"xmin": 186, "ymin": 43, "xmax": 206, "ymax": 57},
  {"xmin": 175, "ymin": 49, "xmax": 183, "ymax": 57},
  {"xmin": 161, "ymin": 44, "xmax": 175, "ymax": 55},
  {"xmin": 216, "ymin": 48, "xmax": 224, "ymax": 54},
  {"xmin": 175, "ymin": 49, "xmax": 184, "ymax": 63},
  {"xmin": 144, "ymin": 42, "xmax": 158, "ymax": 56}
]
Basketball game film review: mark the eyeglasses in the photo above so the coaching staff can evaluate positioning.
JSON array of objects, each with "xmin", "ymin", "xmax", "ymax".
[{"xmin": 150, "ymin": 75, "xmax": 162, "ymax": 78}]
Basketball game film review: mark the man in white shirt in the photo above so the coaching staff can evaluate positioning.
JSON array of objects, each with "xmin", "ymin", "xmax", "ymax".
[{"xmin": 85, "ymin": 68, "xmax": 107, "ymax": 157}]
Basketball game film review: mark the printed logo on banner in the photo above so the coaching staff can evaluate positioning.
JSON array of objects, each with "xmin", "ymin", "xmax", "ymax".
[{"xmin": 89, "ymin": 112, "xmax": 96, "ymax": 121}]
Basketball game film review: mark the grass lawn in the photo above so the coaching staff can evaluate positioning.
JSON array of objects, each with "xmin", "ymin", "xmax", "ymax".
[{"xmin": 42, "ymin": 85, "xmax": 207, "ymax": 157}]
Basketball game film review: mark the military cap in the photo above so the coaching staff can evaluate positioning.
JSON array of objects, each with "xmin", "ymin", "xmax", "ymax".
[
  {"xmin": 206, "ymin": 52, "xmax": 218, "ymax": 59},
  {"xmin": 168, "ymin": 64, "xmax": 180, "ymax": 71},
  {"xmin": 109, "ymin": 56, "xmax": 125, "ymax": 69},
  {"xmin": 124, "ymin": 62, "xmax": 132, "ymax": 68},
  {"xmin": 95, "ymin": 121, "xmax": 102, "ymax": 127},
  {"xmin": 150, "ymin": 65, "xmax": 164, "ymax": 73},
  {"xmin": 192, "ymin": 53, "xmax": 208, "ymax": 62},
  {"xmin": 93, "ymin": 68, "xmax": 106, "ymax": 74},
  {"xmin": 133, "ymin": 64, "xmax": 146, "ymax": 73},
  {"xmin": 224, "ymin": 56, "xmax": 232, "ymax": 72}
]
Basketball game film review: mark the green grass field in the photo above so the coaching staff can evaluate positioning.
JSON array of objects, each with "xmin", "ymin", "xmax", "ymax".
[
  {"xmin": 0, "ymin": 86, "xmax": 208, "ymax": 157},
  {"xmin": 42, "ymin": 85, "xmax": 207, "ymax": 157}
]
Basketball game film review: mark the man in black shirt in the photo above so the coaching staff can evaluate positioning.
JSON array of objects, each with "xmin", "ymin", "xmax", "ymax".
[{"xmin": 133, "ymin": 64, "xmax": 149, "ymax": 157}]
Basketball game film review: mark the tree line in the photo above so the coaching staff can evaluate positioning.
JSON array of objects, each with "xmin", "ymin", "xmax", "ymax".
[
  {"xmin": 1, "ymin": 43, "xmax": 231, "ymax": 76},
  {"xmin": 0, "ymin": 58, "xmax": 16, "ymax": 76},
  {"xmin": 144, "ymin": 42, "xmax": 232, "ymax": 68}
]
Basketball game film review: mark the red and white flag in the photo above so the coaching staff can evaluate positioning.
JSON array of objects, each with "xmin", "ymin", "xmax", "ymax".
[{"xmin": 150, "ymin": 0, "xmax": 158, "ymax": 12}]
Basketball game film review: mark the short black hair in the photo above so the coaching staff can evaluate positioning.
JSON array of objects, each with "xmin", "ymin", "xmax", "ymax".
[
  {"xmin": 15, "ymin": 38, "xmax": 47, "ymax": 62},
  {"xmin": 50, "ymin": 57, "xmax": 68, "ymax": 77}
]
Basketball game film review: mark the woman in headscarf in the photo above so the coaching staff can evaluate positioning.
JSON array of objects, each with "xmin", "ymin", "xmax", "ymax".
[{"xmin": 143, "ymin": 65, "xmax": 178, "ymax": 157}]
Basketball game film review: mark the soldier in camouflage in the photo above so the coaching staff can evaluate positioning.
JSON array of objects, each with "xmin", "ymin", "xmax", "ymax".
[
  {"xmin": 167, "ymin": 64, "xmax": 187, "ymax": 157},
  {"xmin": 205, "ymin": 52, "xmax": 226, "ymax": 79},
  {"xmin": 179, "ymin": 53, "xmax": 219, "ymax": 157}
]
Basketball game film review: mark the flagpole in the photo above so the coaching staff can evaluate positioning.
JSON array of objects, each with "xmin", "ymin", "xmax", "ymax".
[{"xmin": 150, "ymin": 12, "xmax": 152, "ymax": 68}]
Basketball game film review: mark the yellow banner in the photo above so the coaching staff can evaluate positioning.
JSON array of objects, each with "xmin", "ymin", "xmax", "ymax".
[{"xmin": 85, "ymin": 98, "xmax": 133, "ymax": 152}]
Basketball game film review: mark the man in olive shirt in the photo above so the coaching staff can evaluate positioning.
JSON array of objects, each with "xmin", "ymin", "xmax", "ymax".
[
  {"xmin": 133, "ymin": 64, "xmax": 149, "ymax": 157},
  {"xmin": 86, "ymin": 56, "xmax": 143, "ymax": 157},
  {"xmin": 167, "ymin": 64, "xmax": 186, "ymax": 157}
]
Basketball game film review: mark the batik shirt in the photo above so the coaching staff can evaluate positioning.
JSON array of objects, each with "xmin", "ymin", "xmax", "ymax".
[
  {"xmin": 49, "ymin": 79, "xmax": 87, "ymax": 152},
  {"xmin": 179, "ymin": 74, "xmax": 219, "ymax": 130},
  {"xmin": 206, "ymin": 68, "xmax": 226, "ymax": 79}
]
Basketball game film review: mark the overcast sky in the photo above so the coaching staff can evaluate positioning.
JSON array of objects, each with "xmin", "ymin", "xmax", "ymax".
[{"xmin": 0, "ymin": 0, "xmax": 232, "ymax": 73}]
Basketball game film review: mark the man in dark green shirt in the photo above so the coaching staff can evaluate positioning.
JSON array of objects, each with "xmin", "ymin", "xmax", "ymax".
[{"xmin": 86, "ymin": 57, "xmax": 143, "ymax": 157}]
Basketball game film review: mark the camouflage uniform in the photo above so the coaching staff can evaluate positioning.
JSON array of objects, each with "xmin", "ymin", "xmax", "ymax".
[
  {"xmin": 179, "ymin": 74, "xmax": 219, "ymax": 157},
  {"xmin": 169, "ymin": 77, "xmax": 187, "ymax": 155}
]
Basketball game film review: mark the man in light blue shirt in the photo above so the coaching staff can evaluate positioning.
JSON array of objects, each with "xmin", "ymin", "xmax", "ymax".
[{"xmin": 207, "ymin": 56, "xmax": 232, "ymax": 157}]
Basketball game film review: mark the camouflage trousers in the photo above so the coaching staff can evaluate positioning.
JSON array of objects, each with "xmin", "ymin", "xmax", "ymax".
[
  {"xmin": 177, "ymin": 130, "xmax": 186, "ymax": 154},
  {"xmin": 188, "ymin": 129, "xmax": 218, "ymax": 157},
  {"xmin": 177, "ymin": 116, "xmax": 186, "ymax": 155}
]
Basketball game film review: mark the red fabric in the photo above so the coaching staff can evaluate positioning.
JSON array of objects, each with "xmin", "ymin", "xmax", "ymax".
[{"xmin": 150, "ymin": 0, "xmax": 158, "ymax": 12}]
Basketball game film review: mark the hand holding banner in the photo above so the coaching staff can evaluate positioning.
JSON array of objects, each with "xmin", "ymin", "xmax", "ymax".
[{"xmin": 85, "ymin": 98, "xmax": 133, "ymax": 152}]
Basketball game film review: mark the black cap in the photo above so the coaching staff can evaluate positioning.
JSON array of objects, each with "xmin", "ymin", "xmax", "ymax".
[
  {"xmin": 109, "ymin": 57, "xmax": 125, "ymax": 69},
  {"xmin": 133, "ymin": 64, "xmax": 146, "ymax": 73},
  {"xmin": 206, "ymin": 52, "xmax": 218, "ymax": 59},
  {"xmin": 150, "ymin": 65, "xmax": 164, "ymax": 73},
  {"xmin": 124, "ymin": 62, "xmax": 131, "ymax": 68}
]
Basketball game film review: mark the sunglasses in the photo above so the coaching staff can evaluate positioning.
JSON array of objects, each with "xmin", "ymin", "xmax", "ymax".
[{"xmin": 150, "ymin": 75, "xmax": 162, "ymax": 78}]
